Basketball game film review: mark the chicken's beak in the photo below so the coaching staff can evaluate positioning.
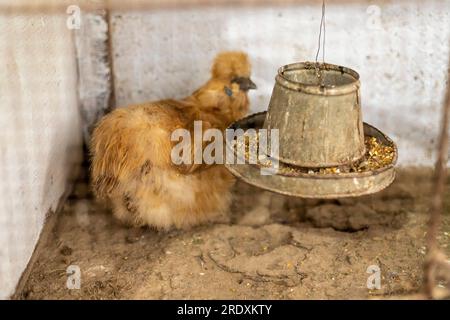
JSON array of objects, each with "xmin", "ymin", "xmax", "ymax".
[
  {"xmin": 244, "ymin": 78, "xmax": 257, "ymax": 91},
  {"xmin": 232, "ymin": 77, "xmax": 257, "ymax": 91}
]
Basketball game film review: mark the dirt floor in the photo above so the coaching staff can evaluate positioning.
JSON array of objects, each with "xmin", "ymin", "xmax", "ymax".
[{"xmin": 15, "ymin": 168, "xmax": 450, "ymax": 299}]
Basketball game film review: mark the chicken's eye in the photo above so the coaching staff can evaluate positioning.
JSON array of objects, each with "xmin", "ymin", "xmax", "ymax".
[{"xmin": 224, "ymin": 86, "xmax": 233, "ymax": 97}]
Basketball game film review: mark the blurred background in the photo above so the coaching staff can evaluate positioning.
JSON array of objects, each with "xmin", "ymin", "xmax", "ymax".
[{"xmin": 0, "ymin": 0, "xmax": 449, "ymax": 299}]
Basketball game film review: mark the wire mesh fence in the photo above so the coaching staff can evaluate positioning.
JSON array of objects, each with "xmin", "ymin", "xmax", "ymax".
[{"xmin": 0, "ymin": 0, "xmax": 449, "ymax": 299}]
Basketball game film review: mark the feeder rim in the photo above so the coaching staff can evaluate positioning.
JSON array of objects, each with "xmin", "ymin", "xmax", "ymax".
[
  {"xmin": 226, "ymin": 112, "xmax": 398, "ymax": 180},
  {"xmin": 277, "ymin": 62, "xmax": 361, "ymax": 96}
]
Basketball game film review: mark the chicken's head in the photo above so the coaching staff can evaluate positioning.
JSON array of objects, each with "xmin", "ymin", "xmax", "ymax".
[{"xmin": 211, "ymin": 51, "xmax": 257, "ymax": 92}]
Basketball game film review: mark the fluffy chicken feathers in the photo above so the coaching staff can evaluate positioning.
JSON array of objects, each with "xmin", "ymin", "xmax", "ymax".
[
  {"xmin": 211, "ymin": 51, "xmax": 251, "ymax": 79},
  {"xmin": 90, "ymin": 51, "xmax": 255, "ymax": 229}
]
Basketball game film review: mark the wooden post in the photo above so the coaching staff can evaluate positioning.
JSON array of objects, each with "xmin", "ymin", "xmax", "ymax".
[
  {"xmin": 424, "ymin": 50, "xmax": 450, "ymax": 299},
  {"xmin": 74, "ymin": 9, "xmax": 114, "ymax": 145}
]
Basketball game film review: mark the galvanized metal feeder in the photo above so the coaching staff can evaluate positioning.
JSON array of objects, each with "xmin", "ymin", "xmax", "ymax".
[{"xmin": 225, "ymin": 62, "xmax": 397, "ymax": 198}]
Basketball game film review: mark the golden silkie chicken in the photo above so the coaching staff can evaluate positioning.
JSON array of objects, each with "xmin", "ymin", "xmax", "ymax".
[{"xmin": 90, "ymin": 51, "xmax": 256, "ymax": 230}]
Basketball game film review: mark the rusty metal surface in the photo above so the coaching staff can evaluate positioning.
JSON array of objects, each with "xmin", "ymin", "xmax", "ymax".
[
  {"xmin": 263, "ymin": 62, "xmax": 365, "ymax": 168},
  {"xmin": 225, "ymin": 112, "xmax": 397, "ymax": 199}
]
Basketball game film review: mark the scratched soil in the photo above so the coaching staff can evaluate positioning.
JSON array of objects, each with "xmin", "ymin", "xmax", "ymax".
[{"xmin": 15, "ymin": 168, "xmax": 450, "ymax": 299}]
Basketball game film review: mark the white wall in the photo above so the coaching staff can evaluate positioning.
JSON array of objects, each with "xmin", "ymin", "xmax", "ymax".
[
  {"xmin": 0, "ymin": 14, "xmax": 83, "ymax": 299},
  {"xmin": 110, "ymin": 0, "xmax": 450, "ymax": 166},
  {"xmin": 0, "ymin": 0, "xmax": 448, "ymax": 299}
]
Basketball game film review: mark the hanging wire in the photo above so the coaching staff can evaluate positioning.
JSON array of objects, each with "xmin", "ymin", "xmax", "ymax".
[
  {"xmin": 314, "ymin": 0, "xmax": 326, "ymax": 83},
  {"xmin": 315, "ymin": 0, "xmax": 326, "ymax": 64},
  {"xmin": 322, "ymin": 0, "xmax": 326, "ymax": 63}
]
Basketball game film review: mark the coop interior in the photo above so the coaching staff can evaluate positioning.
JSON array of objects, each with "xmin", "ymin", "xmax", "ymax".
[{"xmin": 1, "ymin": 0, "xmax": 450, "ymax": 300}]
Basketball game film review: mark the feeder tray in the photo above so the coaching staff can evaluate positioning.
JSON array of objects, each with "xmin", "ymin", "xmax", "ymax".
[
  {"xmin": 225, "ymin": 112, "xmax": 397, "ymax": 198},
  {"xmin": 224, "ymin": 62, "xmax": 397, "ymax": 198}
]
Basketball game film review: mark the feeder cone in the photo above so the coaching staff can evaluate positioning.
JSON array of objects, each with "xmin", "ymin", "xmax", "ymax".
[{"xmin": 265, "ymin": 62, "xmax": 365, "ymax": 168}]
